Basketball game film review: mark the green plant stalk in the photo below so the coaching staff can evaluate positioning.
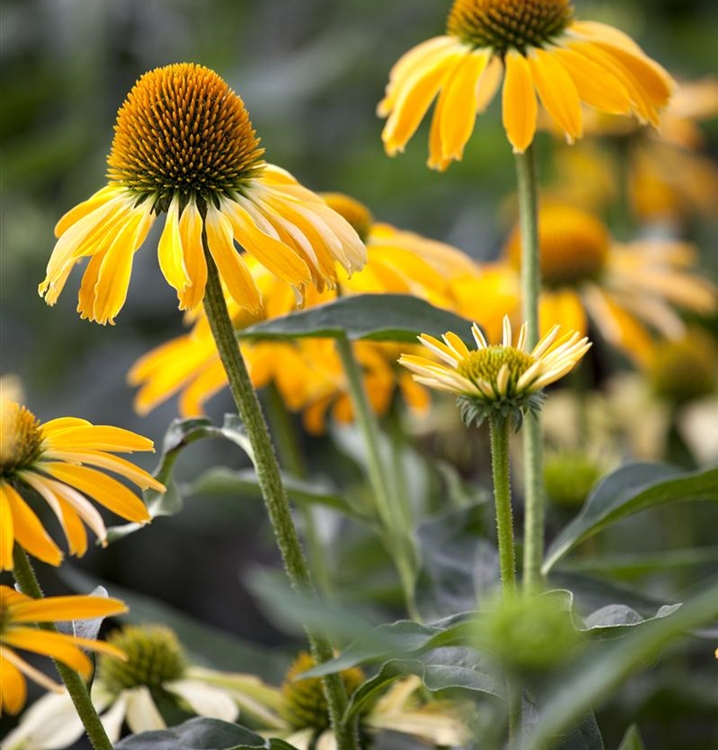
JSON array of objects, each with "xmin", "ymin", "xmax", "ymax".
[
  {"xmin": 488, "ymin": 415, "xmax": 517, "ymax": 596},
  {"xmin": 514, "ymin": 145, "xmax": 546, "ymax": 595},
  {"xmin": 202, "ymin": 248, "xmax": 357, "ymax": 750},
  {"xmin": 336, "ymin": 334, "xmax": 420, "ymax": 620},
  {"xmin": 265, "ymin": 381, "xmax": 332, "ymax": 596},
  {"xmin": 488, "ymin": 415, "xmax": 520, "ymax": 744},
  {"xmin": 11, "ymin": 547, "xmax": 114, "ymax": 750}
]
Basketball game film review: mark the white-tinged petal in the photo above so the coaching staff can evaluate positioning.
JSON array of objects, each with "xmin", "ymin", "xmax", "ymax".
[
  {"xmin": 496, "ymin": 363, "xmax": 510, "ymax": 396},
  {"xmin": 286, "ymin": 729, "xmax": 313, "ymax": 750},
  {"xmin": 166, "ymin": 679, "xmax": 239, "ymax": 722},
  {"xmin": 124, "ymin": 686, "xmax": 166, "ymax": 734},
  {"xmin": 531, "ymin": 324, "xmax": 562, "ymax": 358},
  {"xmin": 502, "ymin": 315, "xmax": 513, "ymax": 347},
  {"xmin": 316, "ymin": 731, "xmax": 338, "ymax": 750},
  {"xmin": 98, "ymin": 693, "xmax": 129, "ymax": 744},
  {"xmin": 471, "ymin": 323, "xmax": 488, "ymax": 349},
  {"xmin": 1, "ymin": 691, "xmax": 82, "ymax": 750}
]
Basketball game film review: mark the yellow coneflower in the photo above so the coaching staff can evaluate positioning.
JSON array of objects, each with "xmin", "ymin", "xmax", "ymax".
[
  {"xmin": 38, "ymin": 63, "xmax": 365, "ymax": 324},
  {"xmin": 128, "ymin": 192, "xmax": 480, "ymax": 428},
  {"xmin": 0, "ymin": 586, "xmax": 126, "ymax": 715},
  {"xmin": 400, "ymin": 315, "xmax": 590, "ymax": 427},
  {"xmin": 3, "ymin": 623, "xmax": 285, "ymax": 748},
  {"xmin": 0, "ymin": 399, "xmax": 164, "ymax": 570},
  {"xmin": 454, "ymin": 205, "xmax": 717, "ymax": 365},
  {"xmin": 378, "ymin": 0, "xmax": 674, "ymax": 167}
]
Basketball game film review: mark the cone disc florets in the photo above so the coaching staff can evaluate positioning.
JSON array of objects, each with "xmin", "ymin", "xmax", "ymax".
[
  {"xmin": 107, "ymin": 63, "xmax": 265, "ymax": 212},
  {"xmin": 447, "ymin": 0, "xmax": 574, "ymax": 53}
]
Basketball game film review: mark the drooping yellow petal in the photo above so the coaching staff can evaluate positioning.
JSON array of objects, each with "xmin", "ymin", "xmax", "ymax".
[
  {"xmin": 440, "ymin": 49, "xmax": 491, "ymax": 161},
  {"xmin": 42, "ymin": 463, "xmax": 151, "ymax": 524},
  {"xmin": 2, "ymin": 483, "xmax": 63, "ymax": 568},
  {"xmin": 45, "ymin": 450, "xmax": 164, "ymax": 492},
  {"xmin": 3, "ymin": 631, "xmax": 93, "ymax": 679},
  {"xmin": 382, "ymin": 48, "xmax": 463, "ymax": 155},
  {"xmin": 177, "ymin": 199, "xmax": 207, "ymax": 310},
  {"xmin": 204, "ymin": 205, "xmax": 262, "ymax": 313},
  {"xmin": 529, "ymin": 48, "xmax": 583, "ymax": 143},
  {"xmin": 90, "ymin": 206, "xmax": 155, "ymax": 325},
  {"xmin": 475, "ymin": 55, "xmax": 503, "ymax": 113},
  {"xmin": 502, "ymin": 51, "xmax": 538, "ymax": 153},
  {"xmin": 223, "ymin": 199, "xmax": 311, "ymax": 286},
  {"xmin": 553, "ymin": 47, "xmax": 632, "ymax": 115},
  {"xmin": 0, "ymin": 651, "xmax": 28, "ymax": 715},
  {"xmin": 157, "ymin": 197, "xmax": 191, "ymax": 293},
  {"xmin": 11, "ymin": 594, "xmax": 127, "ymax": 624},
  {"xmin": 54, "ymin": 185, "xmax": 119, "ymax": 238},
  {"xmin": 378, "ymin": 36, "xmax": 457, "ymax": 115},
  {"xmin": 0, "ymin": 485, "xmax": 14, "ymax": 571}
]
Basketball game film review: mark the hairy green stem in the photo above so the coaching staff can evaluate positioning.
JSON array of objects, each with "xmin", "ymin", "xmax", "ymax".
[
  {"xmin": 488, "ymin": 416, "xmax": 517, "ymax": 597},
  {"xmin": 515, "ymin": 145, "xmax": 546, "ymax": 594},
  {"xmin": 12, "ymin": 547, "xmax": 114, "ymax": 750},
  {"xmin": 265, "ymin": 381, "xmax": 332, "ymax": 595},
  {"xmin": 335, "ymin": 334, "xmax": 420, "ymax": 620},
  {"xmin": 202, "ymin": 249, "xmax": 357, "ymax": 749}
]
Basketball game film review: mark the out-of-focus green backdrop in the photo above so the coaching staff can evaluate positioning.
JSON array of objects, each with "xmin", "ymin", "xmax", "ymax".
[{"xmin": 1, "ymin": 0, "xmax": 716, "ymax": 746}]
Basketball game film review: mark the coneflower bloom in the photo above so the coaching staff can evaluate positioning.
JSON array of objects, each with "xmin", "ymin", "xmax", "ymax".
[
  {"xmin": 0, "ymin": 586, "xmax": 126, "ymax": 715},
  {"xmin": 400, "ymin": 316, "xmax": 590, "ymax": 427},
  {"xmin": 453, "ymin": 204, "xmax": 717, "ymax": 365},
  {"xmin": 379, "ymin": 0, "xmax": 674, "ymax": 167},
  {"xmin": 2, "ymin": 623, "xmax": 288, "ymax": 748},
  {"xmin": 0, "ymin": 399, "xmax": 164, "ymax": 570},
  {"xmin": 39, "ymin": 63, "xmax": 365, "ymax": 324}
]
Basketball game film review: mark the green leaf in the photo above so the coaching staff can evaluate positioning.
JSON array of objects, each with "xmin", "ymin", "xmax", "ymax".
[
  {"xmin": 415, "ymin": 503, "xmax": 494, "ymax": 620},
  {"xmin": 302, "ymin": 613, "xmax": 477, "ymax": 677},
  {"xmin": 238, "ymin": 293, "xmax": 474, "ymax": 342},
  {"xmin": 543, "ymin": 463, "xmax": 718, "ymax": 573},
  {"xmin": 188, "ymin": 466, "xmax": 366, "ymax": 519},
  {"xmin": 114, "ymin": 717, "xmax": 296, "ymax": 749},
  {"xmin": 616, "ymin": 724, "xmax": 646, "ymax": 750},
  {"xmin": 107, "ymin": 416, "xmax": 253, "ymax": 542},
  {"xmin": 524, "ymin": 582, "xmax": 718, "ymax": 749},
  {"xmin": 344, "ymin": 650, "xmax": 504, "ymax": 722},
  {"xmin": 553, "ymin": 712, "xmax": 605, "ymax": 750},
  {"xmin": 556, "ymin": 546, "xmax": 718, "ymax": 580}
]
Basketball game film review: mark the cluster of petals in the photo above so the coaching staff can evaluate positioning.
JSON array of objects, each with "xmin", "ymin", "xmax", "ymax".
[
  {"xmin": 0, "ymin": 586, "xmax": 126, "ymax": 715},
  {"xmin": 38, "ymin": 165, "xmax": 365, "ymax": 325},
  {"xmin": 1, "ymin": 402, "xmax": 164, "ymax": 570},
  {"xmin": 127, "ymin": 212, "xmax": 480, "ymax": 428},
  {"xmin": 379, "ymin": 19, "xmax": 674, "ymax": 166},
  {"xmin": 400, "ymin": 316, "xmax": 591, "ymax": 400}
]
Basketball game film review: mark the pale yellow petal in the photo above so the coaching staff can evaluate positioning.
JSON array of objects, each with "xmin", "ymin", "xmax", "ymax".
[
  {"xmin": 204, "ymin": 205, "xmax": 262, "ymax": 313},
  {"xmin": 157, "ymin": 197, "xmax": 191, "ymax": 293},
  {"xmin": 529, "ymin": 48, "xmax": 583, "ymax": 143},
  {"xmin": 502, "ymin": 51, "xmax": 538, "ymax": 153}
]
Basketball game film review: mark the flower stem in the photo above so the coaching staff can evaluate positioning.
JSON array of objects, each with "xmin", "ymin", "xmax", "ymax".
[
  {"xmin": 514, "ymin": 145, "xmax": 546, "ymax": 595},
  {"xmin": 11, "ymin": 547, "xmax": 114, "ymax": 750},
  {"xmin": 335, "ymin": 334, "xmax": 420, "ymax": 620},
  {"xmin": 202, "ymin": 249, "xmax": 357, "ymax": 749},
  {"xmin": 264, "ymin": 381, "xmax": 333, "ymax": 596},
  {"xmin": 488, "ymin": 415, "xmax": 517, "ymax": 597}
]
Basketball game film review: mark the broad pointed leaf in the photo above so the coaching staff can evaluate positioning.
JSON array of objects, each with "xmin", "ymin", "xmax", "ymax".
[
  {"xmin": 239, "ymin": 294, "xmax": 474, "ymax": 342},
  {"xmin": 543, "ymin": 463, "xmax": 718, "ymax": 573}
]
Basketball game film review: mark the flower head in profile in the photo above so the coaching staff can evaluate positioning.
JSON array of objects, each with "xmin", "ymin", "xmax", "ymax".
[
  {"xmin": 400, "ymin": 316, "xmax": 590, "ymax": 428},
  {"xmin": 39, "ymin": 63, "xmax": 365, "ymax": 324},
  {"xmin": 0, "ymin": 586, "xmax": 126, "ymax": 716},
  {"xmin": 0, "ymin": 399, "xmax": 164, "ymax": 570},
  {"xmin": 454, "ymin": 204, "xmax": 717, "ymax": 364},
  {"xmin": 379, "ymin": 0, "xmax": 674, "ymax": 167},
  {"xmin": 2, "ymin": 624, "xmax": 281, "ymax": 748}
]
